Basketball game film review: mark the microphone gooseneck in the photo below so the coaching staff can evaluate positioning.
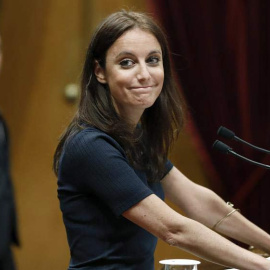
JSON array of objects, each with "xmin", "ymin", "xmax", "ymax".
[
  {"xmin": 212, "ymin": 140, "xmax": 270, "ymax": 169},
  {"xmin": 217, "ymin": 126, "xmax": 270, "ymax": 154},
  {"xmin": 217, "ymin": 126, "xmax": 235, "ymax": 140},
  {"xmin": 212, "ymin": 140, "xmax": 232, "ymax": 154}
]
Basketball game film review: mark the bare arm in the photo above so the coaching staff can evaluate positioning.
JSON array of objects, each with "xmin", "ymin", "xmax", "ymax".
[
  {"xmin": 123, "ymin": 192, "xmax": 270, "ymax": 269},
  {"xmin": 161, "ymin": 166, "xmax": 270, "ymax": 255}
]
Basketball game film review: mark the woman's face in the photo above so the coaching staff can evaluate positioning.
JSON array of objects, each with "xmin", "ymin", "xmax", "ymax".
[{"xmin": 95, "ymin": 28, "xmax": 164, "ymax": 123}]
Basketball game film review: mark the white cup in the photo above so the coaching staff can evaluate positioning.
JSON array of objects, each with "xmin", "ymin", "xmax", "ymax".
[{"xmin": 159, "ymin": 259, "xmax": 201, "ymax": 270}]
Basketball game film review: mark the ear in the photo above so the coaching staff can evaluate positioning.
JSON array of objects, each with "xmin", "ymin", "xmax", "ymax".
[{"xmin": 94, "ymin": 60, "xmax": 107, "ymax": 84}]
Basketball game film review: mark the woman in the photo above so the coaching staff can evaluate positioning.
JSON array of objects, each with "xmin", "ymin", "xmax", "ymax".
[{"xmin": 54, "ymin": 10, "xmax": 270, "ymax": 270}]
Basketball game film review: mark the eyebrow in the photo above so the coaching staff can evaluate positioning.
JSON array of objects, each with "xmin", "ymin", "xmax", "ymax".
[{"xmin": 115, "ymin": 50, "xmax": 162, "ymax": 58}]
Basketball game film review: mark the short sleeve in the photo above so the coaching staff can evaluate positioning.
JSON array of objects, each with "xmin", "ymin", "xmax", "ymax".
[
  {"xmin": 59, "ymin": 129, "xmax": 153, "ymax": 216},
  {"xmin": 162, "ymin": 160, "xmax": 173, "ymax": 179}
]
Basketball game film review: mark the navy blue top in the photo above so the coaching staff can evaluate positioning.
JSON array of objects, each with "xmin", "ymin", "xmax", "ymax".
[{"xmin": 57, "ymin": 127, "xmax": 173, "ymax": 270}]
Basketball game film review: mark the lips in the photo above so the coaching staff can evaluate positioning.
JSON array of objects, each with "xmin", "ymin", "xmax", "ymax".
[
  {"xmin": 129, "ymin": 85, "xmax": 155, "ymax": 91},
  {"xmin": 130, "ymin": 86, "xmax": 152, "ymax": 89},
  {"xmin": 129, "ymin": 86, "xmax": 154, "ymax": 94}
]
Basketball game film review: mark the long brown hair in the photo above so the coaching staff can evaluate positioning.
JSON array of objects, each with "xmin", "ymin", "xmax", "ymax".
[{"xmin": 53, "ymin": 10, "xmax": 185, "ymax": 181}]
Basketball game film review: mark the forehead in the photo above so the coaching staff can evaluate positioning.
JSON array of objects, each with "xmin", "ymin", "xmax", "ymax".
[{"xmin": 107, "ymin": 28, "xmax": 162, "ymax": 57}]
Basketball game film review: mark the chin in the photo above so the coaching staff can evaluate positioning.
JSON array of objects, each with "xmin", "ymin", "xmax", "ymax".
[
  {"xmin": 135, "ymin": 96, "xmax": 159, "ymax": 108},
  {"xmin": 138, "ymin": 101, "xmax": 156, "ymax": 109}
]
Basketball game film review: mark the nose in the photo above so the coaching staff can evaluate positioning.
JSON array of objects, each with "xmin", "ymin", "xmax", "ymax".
[{"xmin": 136, "ymin": 63, "xmax": 151, "ymax": 81}]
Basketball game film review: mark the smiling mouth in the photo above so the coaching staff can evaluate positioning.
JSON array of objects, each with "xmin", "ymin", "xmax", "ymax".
[
  {"xmin": 129, "ymin": 87, "xmax": 153, "ymax": 94},
  {"xmin": 130, "ymin": 86, "xmax": 153, "ymax": 90}
]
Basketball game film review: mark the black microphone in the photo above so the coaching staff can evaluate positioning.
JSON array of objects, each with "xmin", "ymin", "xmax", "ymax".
[
  {"xmin": 213, "ymin": 140, "xmax": 270, "ymax": 169},
  {"xmin": 217, "ymin": 126, "xmax": 270, "ymax": 154}
]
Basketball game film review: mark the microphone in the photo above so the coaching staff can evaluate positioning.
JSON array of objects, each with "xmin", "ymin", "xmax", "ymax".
[
  {"xmin": 217, "ymin": 126, "xmax": 270, "ymax": 154},
  {"xmin": 213, "ymin": 140, "xmax": 270, "ymax": 169}
]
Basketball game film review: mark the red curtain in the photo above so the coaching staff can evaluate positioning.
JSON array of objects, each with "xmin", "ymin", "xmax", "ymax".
[{"xmin": 147, "ymin": 0, "xmax": 270, "ymax": 233}]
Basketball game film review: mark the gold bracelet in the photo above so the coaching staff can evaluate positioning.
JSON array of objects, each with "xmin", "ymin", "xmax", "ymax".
[{"xmin": 212, "ymin": 202, "xmax": 240, "ymax": 230}]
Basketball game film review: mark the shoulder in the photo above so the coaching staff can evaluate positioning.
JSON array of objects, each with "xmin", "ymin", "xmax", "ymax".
[
  {"xmin": 63, "ymin": 126, "xmax": 125, "ymax": 161},
  {"xmin": 70, "ymin": 126, "xmax": 122, "ymax": 149}
]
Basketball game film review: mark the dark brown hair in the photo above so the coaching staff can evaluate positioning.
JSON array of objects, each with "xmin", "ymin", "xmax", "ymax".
[{"xmin": 53, "ymin": 10, "xmax": 185, "ymax": 181}]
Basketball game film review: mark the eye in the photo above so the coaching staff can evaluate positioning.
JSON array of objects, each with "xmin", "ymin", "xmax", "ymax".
[
  {"xmin": 146, "ymin": 56, "xmax": 161, "ymax": 65},
  {"xmin": 119, "ymin": 59, "xmax": 135, "ymax": 68}
]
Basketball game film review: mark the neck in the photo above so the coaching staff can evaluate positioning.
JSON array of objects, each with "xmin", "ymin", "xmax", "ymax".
[{"xmin": 113, "ymin": 102, "xmax": 144, "ymax": 129}]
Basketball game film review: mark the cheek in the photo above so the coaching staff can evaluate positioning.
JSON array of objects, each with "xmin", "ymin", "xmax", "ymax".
[
  {"xmin": 156, "ymin": 70, "xmax": 164, "ymax": 88},
  {"xmin": 106, "ymin": 74, "xmax": 131, "ymax": 100},
  {"xmin": 156, "ymin": 72, "xmax": 164, "ymax": 95},
  {"xmin": 160, "ymin": 73, "xmax": 165, "ymax": 85},
  {"xmin": 108, "ymin": 71, "xmax": 134, "ymax": 89},
  {"xmin": 154, "ymin": 66, "xmax": 164, "ymax": 80}
]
